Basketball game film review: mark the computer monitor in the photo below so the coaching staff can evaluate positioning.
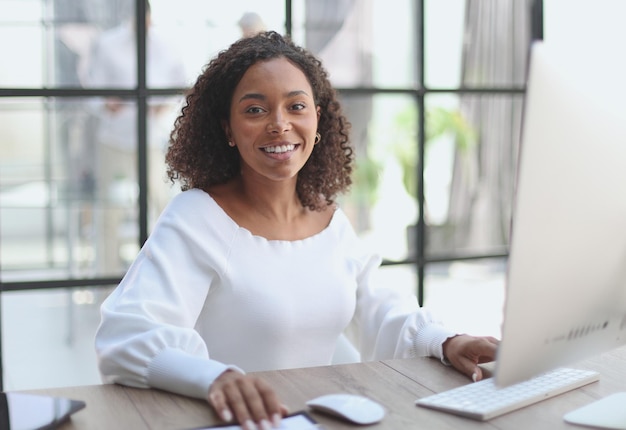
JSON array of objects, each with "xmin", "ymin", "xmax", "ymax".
[{"xmin": 494, "ymin": 41, "xmax": 626, "ymax": 388}]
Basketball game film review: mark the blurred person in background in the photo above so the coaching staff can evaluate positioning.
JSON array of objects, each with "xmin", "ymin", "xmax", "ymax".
[
  {"xmin": 84, "ymin": 0, "xmax": 188, "ymax": 273},
  {"xmin": 238, "ymin": 12, "xmax": 267, "ymax": 38}
]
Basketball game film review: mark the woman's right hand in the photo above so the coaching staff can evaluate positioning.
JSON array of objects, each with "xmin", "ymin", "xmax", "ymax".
[{"xmin": 208, "ymin": 369, "xmax": 288, "ymax": 430}]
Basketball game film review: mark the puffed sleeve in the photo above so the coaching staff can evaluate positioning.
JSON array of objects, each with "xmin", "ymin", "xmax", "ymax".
[
  {"xmin": 95, "ymin": 191, "xmax": 242, "ymax": 399},
  {"xmin": 343, "ymin": 227, "xmax": 457, "ymax": 362}
]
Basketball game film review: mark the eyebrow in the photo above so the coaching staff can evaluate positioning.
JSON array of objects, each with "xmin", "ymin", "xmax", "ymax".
[{"xmin": 238, "ymin": 90, "xmax": 310, "ymax": 103}]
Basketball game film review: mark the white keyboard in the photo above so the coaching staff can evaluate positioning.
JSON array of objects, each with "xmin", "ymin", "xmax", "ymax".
[{"xmin": 416, "ymin": 367, "xmax": 600, "ymax": 421}]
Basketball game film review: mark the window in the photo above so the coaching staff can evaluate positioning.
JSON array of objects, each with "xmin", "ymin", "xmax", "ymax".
[{"xmin": 0, "ymin": 0, "xmax": 538, "ymax": 389}]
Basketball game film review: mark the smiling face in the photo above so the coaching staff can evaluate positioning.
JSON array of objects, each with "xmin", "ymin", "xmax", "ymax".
[{"xmin": 223, "ymin": 57, "xmax": 320, "ymax": 185}]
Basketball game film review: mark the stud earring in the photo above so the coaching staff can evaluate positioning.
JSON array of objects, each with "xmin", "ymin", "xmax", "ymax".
[
  {"xmin": 228, "ymin": 141, "xmax": 235, "ymax": 147},
  {"xmin": 314, "ymin": 132, "xmax": 321, "ymax": 144}
]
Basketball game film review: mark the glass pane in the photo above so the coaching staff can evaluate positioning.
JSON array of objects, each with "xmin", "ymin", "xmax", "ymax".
[
  {"xmin": 147, "ymin": 97, "xmax": 183, "ymax": 229},
  {"xmin": 0, "ymin": 1, "xmax": 45, "ymax": 87},
  {"xmin": 82, "ymin": 12, "xmax": 138, "ymax": 90},
  {"xmin": 424, "ymin": 0, "xmax": 466, "ymax": 88},
  {"xmin": 88, "ymin": 98, "xmax": 139, "ymax": 275},
  {"xmin": 1, "ymin": 288, "xmax": 106, "ymax": 390},
  {"xmin": 424, "ymin": 94, "xmax": 524, "ymax": 257},
  {"xmin": 1, "ymin": 0, "xmax": 139, "ymax": 88},
  {"xmin": 371, "ymin": 0, "xmax": 417, "ymax": 88},
  {"xmin": 292, "ymin": 0, "xmax": 416, "ymax": 88},
  {"xmin": 424, "ymin": 259, "xmax": 505, "ymax": 338},
  {"xmin": 150, "ymin": 0, "xmax": 285, "ymax": 81},
  {"xmin": 0, "ymin": 98, "xmax": 61, "ymax": 279},
  {"xmin": 82, "ymin": 1, "xmax": 189, "ymax": 90},
  {"xmin": 82, "ymin": 1, "xmax": 198, "ymax": 90},
  {"xmin": 339, "ymin": 93, "xmax": 419, "ymax": 262},
  {"xmin": 425, "ymin": 0, "xmax": 533, "ymax": 88},
  {"xmin": 0, "ymin": 0, "xmax": 286, "ymax": 89},
  {"xmin": 0, "ymin": 98, "xmax": 141, "ymax": 280}
]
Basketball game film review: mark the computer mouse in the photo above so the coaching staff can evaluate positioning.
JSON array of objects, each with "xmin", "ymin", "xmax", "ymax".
[{"xmin": 306, "ymin": 393, "xmax": 386, "ymax": 425}]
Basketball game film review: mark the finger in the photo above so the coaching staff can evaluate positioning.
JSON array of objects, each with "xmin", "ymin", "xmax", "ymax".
[
  {"xmin": 256, "ymin": 379, "xmax": 285, "ymax": 427},
  {"xmin": 450, "ymin": 353, "xmax": 479, "ymax": 380},
  {"xmin": 241, "ymin": 378, "xmax": 278, "ymax": 430},
  {"xmin": 460, "ymin": 358, "xmax": 483, "ymax": 381},
  {"xmin": 207, "ymin": 389, "xmax": 233, "ymax": 423},
  {"xmin": 222, "ymin": 381, "xmax": 256, "ymax": 429},
  {"xmin": 472, "ymin": 366, "xmax": 484, "ymax": 382},
  {"xmin": 474, "ymin": 338, "xmax": 499, "ymax": 363},
  {"xmin": 484, "ymin": 336, "xmax": 500, "ymax": 346}
]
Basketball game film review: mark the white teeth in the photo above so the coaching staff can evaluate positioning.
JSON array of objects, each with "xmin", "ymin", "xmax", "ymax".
[{"xmin": 263, "ymin": 144, "xmax": 295, "ymax": 153}]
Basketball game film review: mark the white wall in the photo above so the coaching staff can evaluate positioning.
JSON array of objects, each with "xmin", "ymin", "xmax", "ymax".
[
  {"xmin": 544, "ymin": 0, "xmax": 626, "ymax": 52},
  {"xmin": 544, "ymin": 0, "xmax": 626, "ymax": 94}
]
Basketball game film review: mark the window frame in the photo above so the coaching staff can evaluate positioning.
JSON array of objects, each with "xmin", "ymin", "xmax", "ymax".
[{"xmin": 0, "ymin": 0, "xmax": 543, "ymax": 390}]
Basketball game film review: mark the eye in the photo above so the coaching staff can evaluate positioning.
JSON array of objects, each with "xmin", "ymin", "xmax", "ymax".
[
  {"xmin": 290, "ymin": 102, "xmax": 306, "ymax": 111},
  {"xmin": 245, "ymin": 106, "xmax": 265, "ymax": 114}
]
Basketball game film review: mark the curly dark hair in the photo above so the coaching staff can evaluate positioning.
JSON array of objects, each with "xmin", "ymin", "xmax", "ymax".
[{"xmin": 165, "ymin": 31, "xmax": 354, "ymax": 211}]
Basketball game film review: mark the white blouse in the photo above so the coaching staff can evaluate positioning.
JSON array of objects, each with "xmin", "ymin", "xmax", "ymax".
[{"xmin": 95, "ymin": 189, "xmax": 455, "ymax": 399}]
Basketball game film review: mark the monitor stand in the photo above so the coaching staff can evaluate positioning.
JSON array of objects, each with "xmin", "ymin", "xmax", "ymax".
[{"xmin": 563, "ymin": 392, "xmax": 626, "ymax": 429}]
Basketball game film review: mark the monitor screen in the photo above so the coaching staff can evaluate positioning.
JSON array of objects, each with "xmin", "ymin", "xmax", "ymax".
[{"xmin": 494, "ymin": 41, "xmax": 626, "ymax": 387}]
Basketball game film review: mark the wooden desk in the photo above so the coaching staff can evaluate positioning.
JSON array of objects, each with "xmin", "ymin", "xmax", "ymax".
[{"xmin": 23, "ymin": 346, "xmax": 626, "ymax": 429}]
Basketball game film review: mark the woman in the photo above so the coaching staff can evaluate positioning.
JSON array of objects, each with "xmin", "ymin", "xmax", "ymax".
[{"xmin": 95, "ymin": 31, "xmax": 498, "ymax": 430}]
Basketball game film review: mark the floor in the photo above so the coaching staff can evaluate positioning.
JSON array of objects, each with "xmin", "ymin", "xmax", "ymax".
[{"xmin": 1, "ymin": 261, "xmax": 505, "ymax": 391}]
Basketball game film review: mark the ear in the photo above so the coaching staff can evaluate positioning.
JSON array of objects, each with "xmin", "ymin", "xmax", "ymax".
[
  {"xmin": 316, "ymin": 105, "xmax": 321, "ymax": 121},
  {"xmin": 221, "ymin": 119, "xmax": 232, "ymax": 141}
]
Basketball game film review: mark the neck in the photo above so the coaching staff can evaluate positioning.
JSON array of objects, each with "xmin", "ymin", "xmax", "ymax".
[{"xmin": 236, "ymin": 176, "xmax": 304, "ymax": 223}]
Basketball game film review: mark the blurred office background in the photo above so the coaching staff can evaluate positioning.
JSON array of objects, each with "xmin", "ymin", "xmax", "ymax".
[{"xmin": 0, "ymin": 0, "xmax": 622, "ymax": 391}]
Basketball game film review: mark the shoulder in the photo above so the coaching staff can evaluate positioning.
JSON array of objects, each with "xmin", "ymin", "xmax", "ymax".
[
  {"xmin": 158, "ymin": 188, "xmax": 224, "ymax": 225},
  {"xmin": 327, "ymin": 205, "xmax": 354, "ymax": 233},
  {"xmin": 323, "ymin": 205, "xmax": 360, "ymax": 247},
  {"xmin": 149, "ymin": 189, "xmax": 237, "ymax": 246},
  {"xmin": 329, "ymin": 205, "xmax": 382, "ymax": 264},
  {"xmin": 167, "ymin": 188, "xmax": 213, "ymax": 209}
]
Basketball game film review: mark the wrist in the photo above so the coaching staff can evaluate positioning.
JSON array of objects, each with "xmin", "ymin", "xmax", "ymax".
[{"xmin": 442, "ymin": 334, "xmax": 463, "ymax": 363}]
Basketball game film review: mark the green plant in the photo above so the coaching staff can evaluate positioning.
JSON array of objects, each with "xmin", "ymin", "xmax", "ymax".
[
  {"xmin": 350, "ymin": 155, "xmax": 382, "ymax": 206},
  {"xmin": 392, "ymin": 105, "xmax": 477, "ymax": 199}
]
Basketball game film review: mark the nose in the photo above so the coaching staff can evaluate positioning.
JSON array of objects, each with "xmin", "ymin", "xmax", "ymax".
[{"xmin": 266, "ymin": 111, "xmax": 291, "ymax": 134}]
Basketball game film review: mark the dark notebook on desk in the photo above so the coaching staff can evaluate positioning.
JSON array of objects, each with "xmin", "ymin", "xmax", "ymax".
[{"xmin": 0, "ymin": 392, "xmax": 85, "ymax": 430}]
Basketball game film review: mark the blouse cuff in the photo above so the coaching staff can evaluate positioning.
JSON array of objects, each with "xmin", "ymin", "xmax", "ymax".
[
  {"xmin": 148, "ymin": 348, "xmax": 244, "ymax": 399},
  {"xmin": 415, "ymin": 323, "xmax": 458, "ymax": 361}
]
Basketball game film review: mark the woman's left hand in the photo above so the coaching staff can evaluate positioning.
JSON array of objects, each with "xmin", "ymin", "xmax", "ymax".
[{"xmin": 442, "ymin": 334, "xmax": 499, "ymax": 382}]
